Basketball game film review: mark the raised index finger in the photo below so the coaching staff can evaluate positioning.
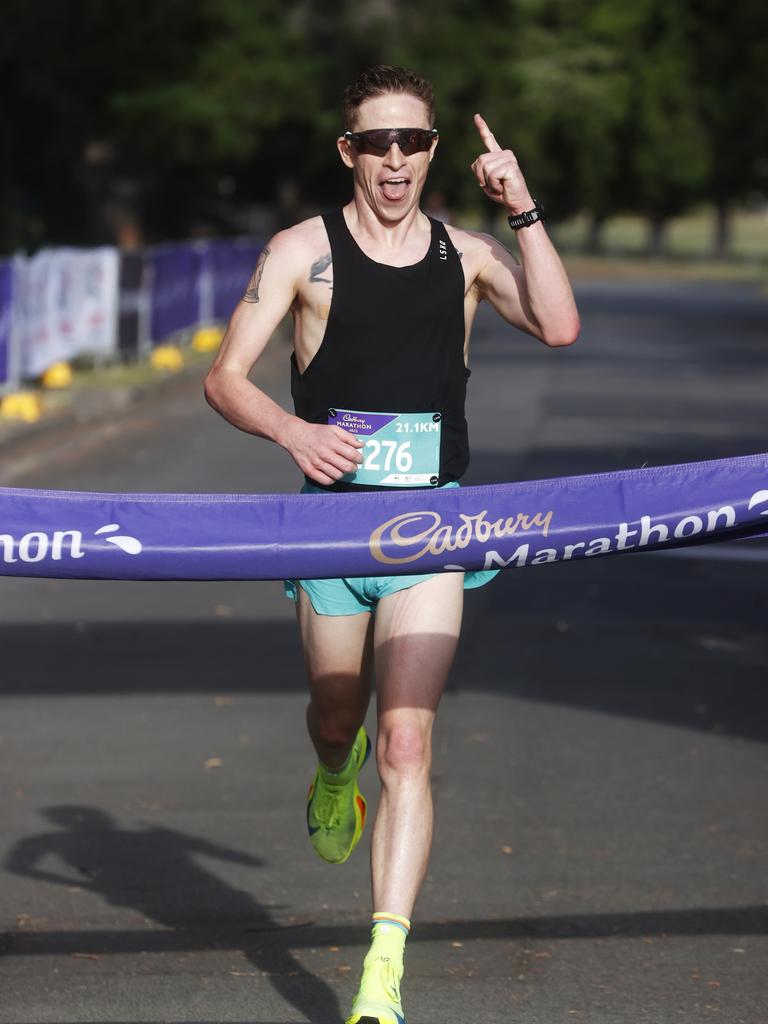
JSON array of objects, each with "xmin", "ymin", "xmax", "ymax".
[{"xmin": 474, "ymin": 113, "xmax": 501, "ymax": 152}]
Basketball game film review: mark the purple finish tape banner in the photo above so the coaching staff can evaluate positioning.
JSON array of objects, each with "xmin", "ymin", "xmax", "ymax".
[{"xmin": 0, "ymin": 453, "xmax": 767, "ymax": 581}]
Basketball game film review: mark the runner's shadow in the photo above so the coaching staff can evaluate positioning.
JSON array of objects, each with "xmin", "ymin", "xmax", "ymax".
[{"xmin": 4, "ymin": 806, "xmax": 341, "ymax": 1023}]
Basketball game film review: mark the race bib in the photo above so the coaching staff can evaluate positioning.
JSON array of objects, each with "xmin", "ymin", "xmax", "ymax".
[{"xmin": 328, "ymin": 408, "xmax": 441, "ymax": 487}]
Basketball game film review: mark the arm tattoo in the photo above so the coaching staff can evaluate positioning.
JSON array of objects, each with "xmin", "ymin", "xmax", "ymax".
[
  {"xmin": 242, "ymin": 246, "xmax": 270, "ymax": 302},
  {"xmin": 309, "ymin": 253, "xmax": 332, "ymax": 286}
]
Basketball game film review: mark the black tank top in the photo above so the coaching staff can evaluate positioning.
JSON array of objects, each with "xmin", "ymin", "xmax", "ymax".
[{"xmin": 291, "ymin": 207, "xmax": 470, "ymax": 491}]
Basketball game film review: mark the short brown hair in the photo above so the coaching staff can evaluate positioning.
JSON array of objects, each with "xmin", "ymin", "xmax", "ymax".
[{"xmin": 343, "ymin": 65, "xmax": 435, "ymax": 131}]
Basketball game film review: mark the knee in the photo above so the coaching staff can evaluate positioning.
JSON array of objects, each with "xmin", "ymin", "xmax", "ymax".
[
  {"xmin": 308, "ymin": 703, "xmax": 362, "ymax": 750},
  {"xmin": 377, "ymin": 721, "xmax": 431, "ymax": 781}
]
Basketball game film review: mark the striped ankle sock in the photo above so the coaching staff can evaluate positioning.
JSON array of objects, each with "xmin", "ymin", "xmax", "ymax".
[
  {"xmin": 367, "ymin": 911, "xmax": 411, "ymax": 968},
  {"xmin": 372, "ymin": 911, "xmax": 411, "ymax": 938}
]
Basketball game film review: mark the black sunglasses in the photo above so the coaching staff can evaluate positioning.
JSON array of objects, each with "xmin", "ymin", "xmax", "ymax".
[{"xmin": 343, "ymin": 128, "xmax": 438, "ymax": 156}]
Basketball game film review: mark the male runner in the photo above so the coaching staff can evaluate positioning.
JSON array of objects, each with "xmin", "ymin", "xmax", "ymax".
[{"xmin": 205, "ymin": 65, "xmax": 579, "ymax": 1024}]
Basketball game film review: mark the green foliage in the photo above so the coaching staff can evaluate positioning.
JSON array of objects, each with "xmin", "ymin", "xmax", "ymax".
[
  {"xmin": 111, "ymin": 0, "xmax": 326, "ymax": 164},
  {"xmin": 624, "ymin": 1, "xmax": 710, "ymax": 219},
  {"xmin": 507, "ymin": 4, "xmax": 633, "ymax": 219},
  {"xmin": 690, "ymin": 0, "xmax": 768, "ymax": 200},
  {"xmin": 0, "ymin": 0, "xmax": 765, "ymax": 250}
]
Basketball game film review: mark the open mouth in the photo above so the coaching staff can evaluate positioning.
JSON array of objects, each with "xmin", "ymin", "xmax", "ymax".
[{"xmin": 379, "ymin": 177, "xmax": 410, "ymax": 202}]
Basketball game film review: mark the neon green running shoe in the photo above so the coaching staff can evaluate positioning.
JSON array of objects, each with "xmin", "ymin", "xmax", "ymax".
[
  {"xmin": 345, "ymin": 953, "xmax": 406, "ymax": 1024},
  {"xmin": 306, "ymin": 726, "xmax": 371, "ymax": 864}
]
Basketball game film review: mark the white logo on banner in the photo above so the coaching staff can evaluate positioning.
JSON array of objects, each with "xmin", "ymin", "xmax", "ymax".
[
  {"xmin": 0, "ymin": 523, "xmax": 142, "ymax": 564},
  {"xmin": 747, "ymin": 490, "xmax": 768, "ymax": 514},
  {"xmin": 369, "ymin": 489, "xmax": 768, "ymax": 571},
  {"xmin": 94, "ymin": 523, "xmax": 143, "ymax": 554}
]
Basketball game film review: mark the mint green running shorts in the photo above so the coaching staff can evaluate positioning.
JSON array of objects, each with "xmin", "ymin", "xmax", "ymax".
[{"xmin": 283, "ymin": 481, "xmax": 499, "ymax": 616}]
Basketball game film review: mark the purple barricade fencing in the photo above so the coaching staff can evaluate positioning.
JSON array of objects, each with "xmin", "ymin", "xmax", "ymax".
[
  {"xmin": 0, "ymin": 452, "xmax": 767, "ymax": 581},
  {"xmin": 206, "ymin": 240, "xmax": 262, "ymax": 321},
  {"xmin": 0, "ymin": 260, "xmax": 14, "ymax": 387},
  {"xmin": 148, "ymin": 244, "xmax": 204, "ymax": 342},
  {"xmin": 2, "ymin": 238, "xmax": 263, "ymax": 379},
  {"xmin": 149, "ymin": 240, "xmax": 263, "ymax": 342},
  {"xmin": 117, "ymin": 251, "xmax": 147, "ymax": 357}
]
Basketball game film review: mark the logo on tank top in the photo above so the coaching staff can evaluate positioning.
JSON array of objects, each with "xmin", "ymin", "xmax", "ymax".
[{"xmin": 439, "ymin": 239, "xmax": 447, "ymax": 260}]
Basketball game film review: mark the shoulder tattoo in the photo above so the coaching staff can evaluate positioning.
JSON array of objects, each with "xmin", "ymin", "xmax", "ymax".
[
  {"xmin": 309, "ymin": 253, "xmax": 333, "ymax": 287},
  {"xmin": 242, "ymin": 246, "xmax": 271, "ymax": 303}
]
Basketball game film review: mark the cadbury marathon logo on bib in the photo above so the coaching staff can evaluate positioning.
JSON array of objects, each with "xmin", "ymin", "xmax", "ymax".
[{"xmin": 328, "ymin": 408, "xmax": 441, "ymax": 487}]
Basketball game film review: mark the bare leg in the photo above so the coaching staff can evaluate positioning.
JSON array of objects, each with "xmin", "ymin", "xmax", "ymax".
[
  {"xmin": 370, "ymin": 573, "xmax": 464, "ymax": 918},
  {"xmin": 296, "ymin": 589, "xmax": 374, "ymax": 770}
]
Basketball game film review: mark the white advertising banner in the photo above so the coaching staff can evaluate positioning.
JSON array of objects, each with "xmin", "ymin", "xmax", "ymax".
[
  {"xmin": 20, "ymin": 247, "xmax": 119, "ymax": 377},
  {"xmin": 76, "ymin": 247, "xmax": 119, "ymax": 360},
  {"xmin": 19, "ymin": 249, "xmax": 57, "ymax": 378}
]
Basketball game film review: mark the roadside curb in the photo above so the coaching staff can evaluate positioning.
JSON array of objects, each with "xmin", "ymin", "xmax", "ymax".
[
  {"xmin": 0, "ymin": 360, "xmax": 209, "ymax": 462},
  {"xmin": 0, "ymin": 331, "xmax": 291, "ymax": 484}
]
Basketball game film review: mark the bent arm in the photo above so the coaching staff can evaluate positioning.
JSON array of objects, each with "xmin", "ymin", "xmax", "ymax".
[
  {"xmin": 4, "ymin": 838, "xmax": 96, "ymax": 889},
  {"xmin": 204, "ymin": 231, "xmax": 363, "ymax": 485},
  {"xmin": 475, "ymin": 226, "xmax": 580, "ymax": 347},
  {"xmin": 204, "ymin": 234, "xmax": 298, "ymax": 446}
]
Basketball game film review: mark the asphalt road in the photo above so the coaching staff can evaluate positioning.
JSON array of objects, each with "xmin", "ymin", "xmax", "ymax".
[{"xmin": 1, "ymin": 278, "xmax": 767, "ymax": 1024}]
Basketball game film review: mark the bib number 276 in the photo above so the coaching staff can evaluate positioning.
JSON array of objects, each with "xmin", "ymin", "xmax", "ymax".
[
  {"xmin": 362, "ymin": 438, "xmax": 413, "ymax": 473},
  {"xmin": 328, "ymin": 408, "xmax": 441, "ymax": 487}
]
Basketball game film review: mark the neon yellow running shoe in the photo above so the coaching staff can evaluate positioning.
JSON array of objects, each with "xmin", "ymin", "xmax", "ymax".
[
  {"xmin": 306, "ymin": 726, "xmax": 371, "ymax": 864},
  {"xmin": 345, "ymin": 953, "xmax": 406, "ymax": 1024}
]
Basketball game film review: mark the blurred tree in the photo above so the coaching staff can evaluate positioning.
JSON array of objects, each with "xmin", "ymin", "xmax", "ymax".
[
  {"xmin": 690, "ymin": 0, "xmax": 768, "ymax": 256},
  {"xmin": 116, "ymin": 4, "xmax": 312, "ymax": 161},
  {"xmin": 0, "ymin": 0, "xmax": 216, "ymax": 249},
  {"xmin": 110, "ymin": 0, "xmax": 329, "ymax": 233},
  {"xmin": 622, "ymin": 0, "xmax": 710, "ymax": 255},
  {"xmin": 111, "ymin": 0, "xmax": 416, "ymax": 230},
  {"xmin": 512, "ymin": 0, "xmax": 710, "ymax": 254},
  {"xmin": 1, "ymin": 0, "xmax": 761, "ymax": 254},
  {"xmin": 392, "ymin": 0, "xmax": 527, "ymax": 226},
  {"xmin": 505, "ymin": 0, "xmax": 634, "ymax": 243}
]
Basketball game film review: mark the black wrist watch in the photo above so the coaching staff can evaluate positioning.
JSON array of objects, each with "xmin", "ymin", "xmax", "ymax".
[{"xmin": 508, "ymin": 199, "xmax": 545, "ymax": 231}]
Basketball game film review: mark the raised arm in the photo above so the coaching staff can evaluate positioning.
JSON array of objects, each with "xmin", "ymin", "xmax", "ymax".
[
  {"xmin": 469, "ymin": 114, "xmax": 580, "ymax": 347},
  {"xmin": 204, "ymin": 228, "xmax": 362, "ymax": 485}
]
